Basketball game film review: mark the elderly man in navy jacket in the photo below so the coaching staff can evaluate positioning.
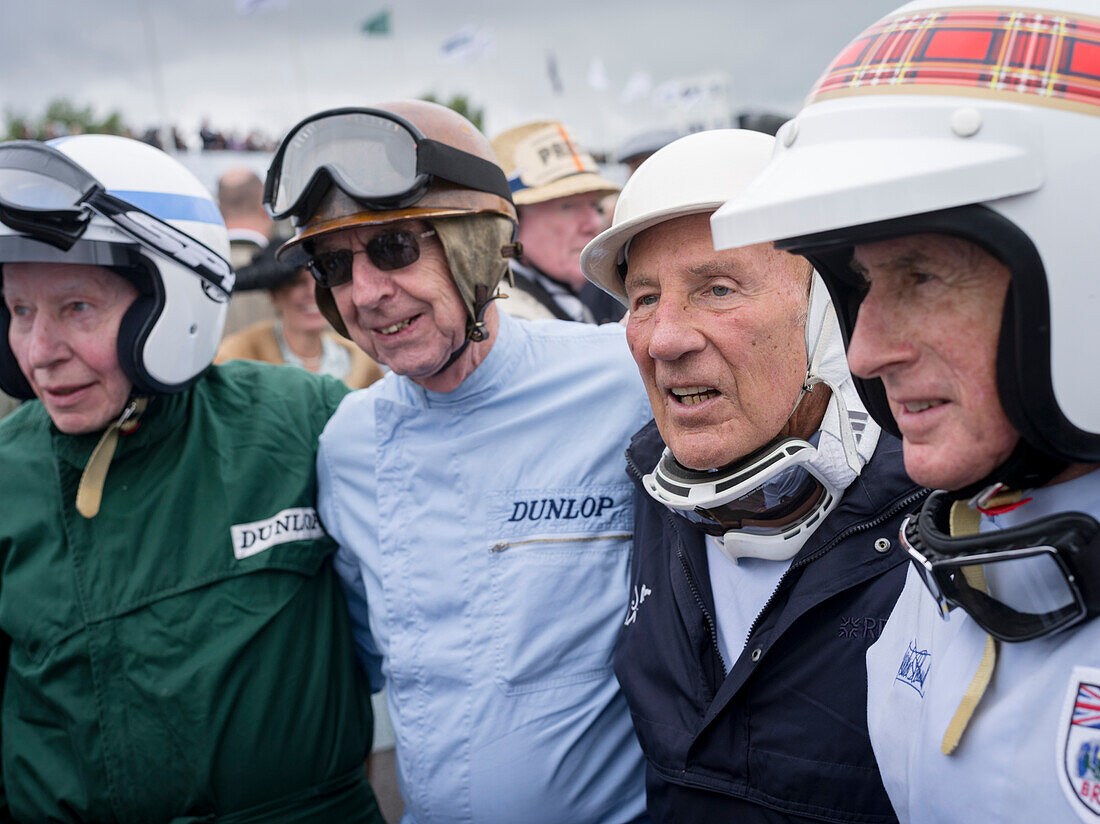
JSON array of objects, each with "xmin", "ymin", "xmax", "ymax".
[{"xmin": 581, "ymin": 129, "xmax": 923, "ymax": 823}]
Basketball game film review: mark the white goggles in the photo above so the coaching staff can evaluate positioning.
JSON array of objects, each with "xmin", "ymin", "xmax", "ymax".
[{"xmin": 644, "ymin": 437, "xmax": 842, "ymax": 561}]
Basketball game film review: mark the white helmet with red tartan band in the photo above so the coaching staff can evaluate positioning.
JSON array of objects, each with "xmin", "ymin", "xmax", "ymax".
[{"xmin": 712, "ymin": 0, "xmax": 1100, "ymax": 485}]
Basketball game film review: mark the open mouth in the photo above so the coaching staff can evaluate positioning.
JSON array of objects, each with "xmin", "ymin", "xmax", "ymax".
[
  {"xmin": 377, "ymin": 314, "xmax": 420, "ymax": 335},
  {"xmin": 902, "ymin": 400, "xmax": 947, "ymax": 413},
  {"xmin": 670, "ymin": 386, "xmax": 720, "ymax": 406}
]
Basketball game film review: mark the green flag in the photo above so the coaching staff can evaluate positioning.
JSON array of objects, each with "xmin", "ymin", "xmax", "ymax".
[{"xmin": 361, "ymin": 8, "xmax": 391, "ymax": 36}]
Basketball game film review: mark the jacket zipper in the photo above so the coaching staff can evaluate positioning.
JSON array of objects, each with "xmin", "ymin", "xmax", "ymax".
[
  {"xmin": 627, "ymin": 448, "xmax": 728, "ymax": 676},
  {"xmin": 676, "ymin": 537, "xmax": 729, "ymax": 676},
  {"xmin": 742, "ymin": 486, "xmax": 930, "ymax": 648},
  {"xmin": 490, "ymin": 533, "xmax": 632, "ymax": 552}
]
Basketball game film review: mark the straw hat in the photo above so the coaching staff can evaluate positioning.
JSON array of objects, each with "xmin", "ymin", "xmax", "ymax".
[{"xmin": 492, "ymin": 120, "xmax": 619, "ymax": 206}]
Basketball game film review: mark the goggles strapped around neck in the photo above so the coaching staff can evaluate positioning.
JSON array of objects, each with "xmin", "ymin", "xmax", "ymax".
[
  {"xmin": 900, "ymin": 490, "xmax": 1100, "ymax": 642},
  {"xmin": 644, "ymin": 437, "xmax": 842, "ymax": 562},
  {"xmin": 0, "ymin": 141, "xmax": 233, "ymax": 298},
  {"xmin": 264, "ymin": 107, "xmax": 513, "ymax": 223}
]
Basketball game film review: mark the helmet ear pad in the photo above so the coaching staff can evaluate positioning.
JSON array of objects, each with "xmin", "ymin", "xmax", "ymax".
[
  {"xmin": 112, "ymin": 260, "xmax": 171, "ymax": 396},
  {"xmin": 0, "ymin": 271, "xmax": 35, "ymax": 399}
]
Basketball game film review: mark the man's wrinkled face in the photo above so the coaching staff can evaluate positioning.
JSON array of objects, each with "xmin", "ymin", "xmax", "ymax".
[
  {"xmin": 624, "ymin": 214, "xmax": 811, "ymax": 470},
  {"xmin": 320, "ymin": 220, "xmax": 468, "ymax": 386},
  {"xmin": 518, "ymin": 192, "xmax": 606, "ymax": 291},
  {"xmin": 5, "ymin": 262, "xmax": 136, "ymax": 434},
  {"xmin": 847, "ymin": 233, "xmax": 1018, "ymax": 491}
]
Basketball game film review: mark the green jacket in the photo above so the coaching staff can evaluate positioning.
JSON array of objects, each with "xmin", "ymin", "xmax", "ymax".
[{"xmin": 0, "ymin": 362, "xmax": 381, "ymax": 823}]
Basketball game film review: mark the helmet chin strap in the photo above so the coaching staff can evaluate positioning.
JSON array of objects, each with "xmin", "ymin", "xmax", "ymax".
[
  {"xmin": 430, "ymin": 284, "xmax": 498, "ymax": 377},
  {"xmin": 76, "ymin": 396, "xmax": 150, "ymax": 518},
  {"xmin": 785, "ymin": 281, "xmax": 863, "ymax": 477},
  {"xmin": 955, "ymin": 438, "xmax": 1069, "ymax": 504}
]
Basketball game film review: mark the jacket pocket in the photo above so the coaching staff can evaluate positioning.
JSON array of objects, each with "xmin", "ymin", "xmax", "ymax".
[{"xmin": 488, "ymin": 531, "xmax": 632, "ymax": 695}]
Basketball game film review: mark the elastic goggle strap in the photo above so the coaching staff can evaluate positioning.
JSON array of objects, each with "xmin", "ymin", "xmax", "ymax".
[
  {"xmin": 76, "ymin": 397, "xmax": 149, "ymax": 519},
  {"xmin": 940, "ymin": 498, "xmax": 1000, "ymax": 756}
]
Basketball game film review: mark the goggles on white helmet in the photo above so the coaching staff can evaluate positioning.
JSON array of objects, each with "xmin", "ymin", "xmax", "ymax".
[
  {"xmin": 644, "ymin": 438, "xmax": 843, "ymax": 562},
  {"xmin": 899, "ymin": 490, "xmax": 1100, "ymax": 642},
  {"xmin": 0, "ymin": 141, "xmax": 232, "ymax": 299},
  {"xmin": 0, "ymin": 135, "xmax": 232, "ymax": 399},
  {"xmin": 265, "ymin": 107, "xmax": 513, "ymax": 224}
]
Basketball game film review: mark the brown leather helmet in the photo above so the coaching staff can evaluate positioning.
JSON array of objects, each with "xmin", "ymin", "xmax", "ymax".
[{"xmin": 273, "ymin": 100, "xmax": 519, "ymax": 341}]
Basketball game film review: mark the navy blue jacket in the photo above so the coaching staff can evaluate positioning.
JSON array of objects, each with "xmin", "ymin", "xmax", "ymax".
[{"xmin": 615, "ymin": 421, "xmax": 927, "ymax": 823}]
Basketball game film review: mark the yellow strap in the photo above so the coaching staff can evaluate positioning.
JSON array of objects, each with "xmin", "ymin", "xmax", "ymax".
[
  {"xmin": 75, "ymin": 398, "xmax": 147, "ymax": 519},
  {"xmin": 940, "ymin": 499, "xmax": 1002, "ymax": 755}
]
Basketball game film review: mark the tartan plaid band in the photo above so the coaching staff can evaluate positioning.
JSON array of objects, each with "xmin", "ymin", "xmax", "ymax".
[{"xmin": 809, "ymin": 6, "xmax": 1100, "ymax": 115}]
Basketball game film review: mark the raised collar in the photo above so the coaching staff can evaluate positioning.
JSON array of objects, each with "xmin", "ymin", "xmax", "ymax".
[
  {"xmin": 397, "ymin": 309, "xmax": 523, "ymax": 411},
  {"xmin": 51, "ymin": 384, "xmax": 191, "ymax": 470}
]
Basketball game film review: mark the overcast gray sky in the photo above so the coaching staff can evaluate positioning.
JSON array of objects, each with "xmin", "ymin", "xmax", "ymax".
[{"xmin": 2, "ymin": 0, "xmax": 900, "ymax": 153}]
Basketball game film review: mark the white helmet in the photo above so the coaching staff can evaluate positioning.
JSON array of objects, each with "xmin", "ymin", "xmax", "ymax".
[
  {"xmin": 583, "ymin": 128, "xmax": 880, "ymax": 561},
  {"xmin": 0, "ymin": 134, "xmax": 232, "ymax": 398},
  {"xmin": 581, "ymin": 128, "xmax": 776, "ymax": 304},
  {"xmin": 712, "ymin": 0, "xmax": 1100, "ymax": 478}
]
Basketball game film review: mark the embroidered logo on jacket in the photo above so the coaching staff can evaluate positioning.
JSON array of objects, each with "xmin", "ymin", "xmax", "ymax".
[
  {"xmin": 1059, "ymin": 668, "xmax": 1100, "ymax": 822},
  {"xmin": 624, "ymin": 583, "xmax": 652, "ymax": 626},
  {"xmin": 507, "ymin": 496, "xmax": 617, "ymax": 522},
  {"xmin": 838, "ymin": 615, "xmax": 889, "ymax": 640},
  {"xmin": 230, "ymin": 507, "xmax": 324, "ymax": 559},
  {"xmin": 895, "ymin": 640, "xmax": 932, "ymax": 696},
  {"xmin": 489, "ymin": 484, "xmax": 632, "ymax": 539}
]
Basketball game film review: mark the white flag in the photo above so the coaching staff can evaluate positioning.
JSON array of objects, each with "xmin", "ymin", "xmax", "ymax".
[
  {"xmin": 620, "ymin": 71, "xmax": 652, "ymax": 104},
  {"xmin": 438, "ymin": 26, "xmax": 496, "ymax": 64},
  {"xmin": 588, "ymin": 59, "xmax": 610, "ymax": 91},
  {"xmin": 235, "ymin": 0, "xmax": 287, "ymax": 14}
]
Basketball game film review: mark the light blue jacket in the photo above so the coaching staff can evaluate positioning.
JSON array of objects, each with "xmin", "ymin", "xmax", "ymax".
[{"xmin": 318, "ymin": 311, "xmax": 651, "ymax": 824}]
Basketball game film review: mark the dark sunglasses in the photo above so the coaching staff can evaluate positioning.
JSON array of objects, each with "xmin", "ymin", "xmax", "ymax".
[{"xmin": 307, "ymin": 228, "xmax": 436, "ymax": 287}]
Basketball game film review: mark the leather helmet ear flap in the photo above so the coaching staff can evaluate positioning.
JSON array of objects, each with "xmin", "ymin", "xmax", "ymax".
[{"xmin": 314, "ymin": 280, "xmax": 350, "ymax": 339}]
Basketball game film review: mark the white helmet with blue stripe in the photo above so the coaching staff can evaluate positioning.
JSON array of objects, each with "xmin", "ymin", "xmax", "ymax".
[{"xmin": 0, "ymin": 134, "xmax": 232, "ymax": 398}]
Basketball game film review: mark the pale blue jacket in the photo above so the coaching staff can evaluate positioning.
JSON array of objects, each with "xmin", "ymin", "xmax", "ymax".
[{"xmin": 318, "ymin": 311, "xmax": 651, "ymax": 824}]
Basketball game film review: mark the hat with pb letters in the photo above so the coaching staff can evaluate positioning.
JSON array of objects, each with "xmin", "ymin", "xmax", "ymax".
[{"xmin": 492, "ymin": 120, "xmax": 619, "ymax": 206}]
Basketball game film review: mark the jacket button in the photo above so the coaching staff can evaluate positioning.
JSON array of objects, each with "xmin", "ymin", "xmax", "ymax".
[
  {"xmin": 874, "ymin": 537, "xmax": 891, "ymax": 553},
  {"xmin": 751, "ymin": 648, "xmax": 762, "ymax": 662}
]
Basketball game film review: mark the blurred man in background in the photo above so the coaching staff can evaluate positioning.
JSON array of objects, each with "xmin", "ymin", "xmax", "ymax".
[{"xmin": 492, "ymin": 120, "xmax": 621, "ymax": 323}]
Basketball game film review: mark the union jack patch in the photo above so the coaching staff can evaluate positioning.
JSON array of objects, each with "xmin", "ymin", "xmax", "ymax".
[
  {"xmin": 1058, "ymin": 668, "xmax": 1100, "ymax": 821},
  {"xmin": 809, "ymin": 6, "xmax": 1100, "ymax": 116}
]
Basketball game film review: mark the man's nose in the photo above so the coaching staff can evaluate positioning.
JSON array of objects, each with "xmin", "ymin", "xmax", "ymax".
[
  {"xmin": 348, "ymin": 253, "xmax": 397, "ymax": 308},
  {"xmin": 647, "ymin": 298, "xmax": 706, "ymax": 361},
  {"xmin": 578, "ymin": 202, "xmax": 605, "ymax": 236},
  {"xmin": 846, "ymin": 287, "xmax": 913, "ymax": 380},
  {"xmin": 25, "ymin": 314, "xmax": 69, "ymax": 370}
]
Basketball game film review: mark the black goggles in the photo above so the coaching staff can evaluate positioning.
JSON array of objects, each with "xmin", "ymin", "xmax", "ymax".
[
  {"xmin": 900, "ymin": 490, "xmax": 1100, "ymax": 642},
  {"xmin": 307, "ymin": 228, "xmax": 436, "ymax": 288},
  {"xmin": 0, "ymin": 141, "xmax": 233, "ymax": 298},
  {"xmin": 264, "ymin": 107, "xmax": 513, "ymax": 223}
]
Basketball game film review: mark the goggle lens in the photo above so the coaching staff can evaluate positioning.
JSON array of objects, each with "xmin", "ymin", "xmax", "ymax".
[
  {"xmin": 308, "ymin": 228, "xmax": 433, "ymax": 287},
  {"xmin": 0, "ymin": 166, "xmax": 84, "ymax": 210},
  {"xmin": 900, "ymin": 506, "xmax": 1089, "ymax": 642},
  {"xmin": 271, "ymin": 112, "xmax": 421, "ymax": 218},
  {"xmin": 934, "ymin": 551, "xmax": 1082, "ymax": 641},
  {"xmin": 691, "ymin": 464, "xmax": 829, "ymax": 537}
]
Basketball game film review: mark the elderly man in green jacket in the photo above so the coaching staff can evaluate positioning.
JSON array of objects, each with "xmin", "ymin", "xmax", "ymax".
[{"xmin": 0, "ymin": 135, "xmax": 381, "ymax": 822}]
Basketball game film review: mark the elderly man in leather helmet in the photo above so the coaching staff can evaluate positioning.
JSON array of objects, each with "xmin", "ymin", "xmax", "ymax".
[{"xmin": 267, "ymin": 100, "xmax": 651, "ymax": 823}]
